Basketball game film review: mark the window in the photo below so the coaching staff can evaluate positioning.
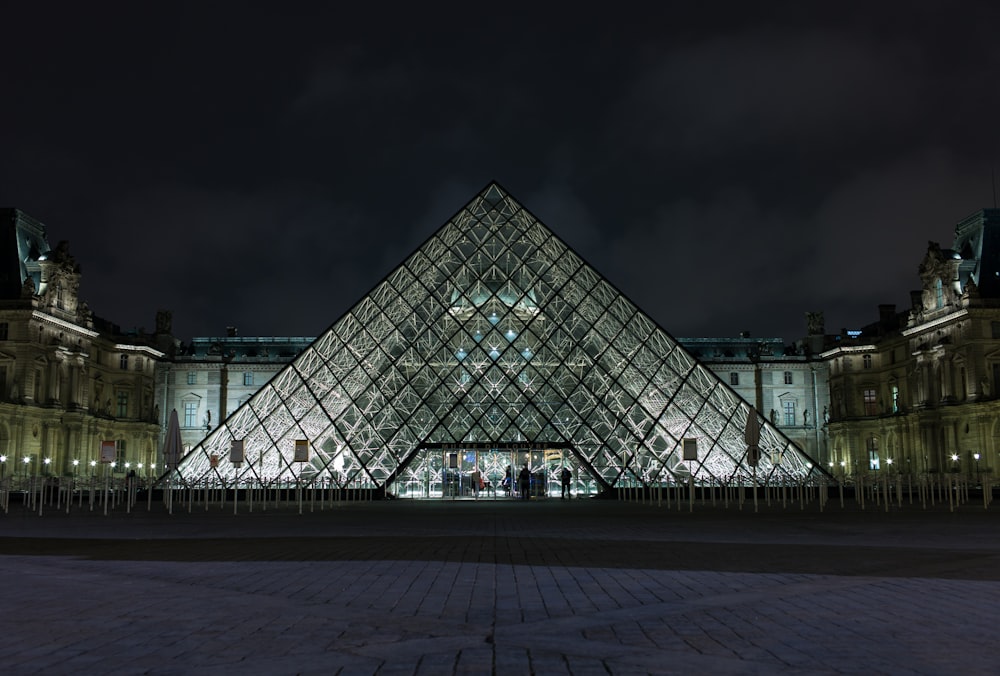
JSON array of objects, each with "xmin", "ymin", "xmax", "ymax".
[
  {"xmin": 992, "ymin": 322, "xmax": 1000, "ymax": 340},
  {"xmin": 783, "ymin": 371, "xmax": 793, "ymax": 385},
  {"xmin": 184, "ymin": 402, "xmax": 198, "ymax": 428},
  {"xmin": 729, "ymin": 372, "xmax": 739, "ymax": 386},
  {"xmin": 863, "ymin": 388, "xmax": 877, "ymax": 416},
  {"xmin": 783, "ymin": 401, "xmax": 796, "ymax": 426},
  {"xmin": 891, "ymin": 384, "xmax": 900, "ymax": 414},
  {"xmin": 134, "ymin": 357, "xmax": 143, "ymax": 371},
  {"xmin": 115, "ymin": 440, "xmax": 127, "ymax": 470},
  {"xmin": 863, "ymin": 354, "xmax": 872, "ymax": 369},
  {"xmin": 867, "ymin": 436, "xmax": 880, "ymax": 470},
  {"xmin": 243, "ymin": 372, "xmax": 254, "ymax": 386},
  {"xmin": 935, "ymin": 278, "xmax": 944, "ymax": 309},
  {"xmin": 0, "ymin": 322, "xmax": 8, "ymax": 340},
  {"xmin": 187, "ymin": 372, "xmax": 197, "ymax": 385},
  {"xmin": 116, "ymin": 391, "xmax": 129, "ymax": 418},
  {"xmin": 119, "ymin": 354, "xmax": 128, "ymax": 370}
]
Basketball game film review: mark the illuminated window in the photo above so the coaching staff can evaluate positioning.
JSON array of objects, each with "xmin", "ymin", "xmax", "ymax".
[
  {"xmin": 867, "ymin": 436, "xmax": 879, "ymax": 470},
  {"xmin": 184, "ymin": 402, "xmax": 198, "ymax": 427},
  {"xmin": 187, "ymin": 372, "xmax": 197, "ymax": 385},
  {"xmin": 116, "ymin": 391, "xmax": 129, "ymax": 418},
  {"xmin": 863, "ymin": 388, "xmax": 877, "ymax": 416},
  {"xmin": 935, "ymin": 279, "xmax": 944, "ymax": 309},
  {"xmin": 783, "ymin": 401, "xmax": 795, "ymax": 425},
  {"xmin": 783, "ymin": 371, "xmax": 793, "ymax": 385},
  {"xmin": 863, "ymin": 354, "xmax": 872, "ymax": 369},
  {"xmin": 243, "ymin": 372, "xmax": 254, "ymax": 386},
  {"xmin": 119, "ymin": 354, "xmax": 128, "ymax": 370},
  {"xmin": 890, "ymin": 384, "xmax": 899, "ymax": 413},
  {"xmin": 729, "ymin": 372, "xmax": 739, "ymax": 386},
  {"xmin": 115, "ymin": 440, "xmax": 127, "ymax": 469}
]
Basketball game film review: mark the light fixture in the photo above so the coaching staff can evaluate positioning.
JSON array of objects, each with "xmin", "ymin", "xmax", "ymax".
[{"xmin": 951, "ymin": 453, "xmax": 959, "ymax": 462}]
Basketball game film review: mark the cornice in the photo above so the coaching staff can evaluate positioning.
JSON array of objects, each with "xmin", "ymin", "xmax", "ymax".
[{"xmin": 901, "ymin": 308, "xmax": 968, "ymax": 337}]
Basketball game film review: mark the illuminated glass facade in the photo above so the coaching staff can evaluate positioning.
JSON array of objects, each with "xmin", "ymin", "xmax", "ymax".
[{"xmin": 172, "ymin": 183, "xmax": 823, "ymax": 495}]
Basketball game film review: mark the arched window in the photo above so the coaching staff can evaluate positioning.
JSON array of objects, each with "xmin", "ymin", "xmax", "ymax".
[{"xmin": 935, "ymin": 278, "xmax": 944, "ymax": 309}]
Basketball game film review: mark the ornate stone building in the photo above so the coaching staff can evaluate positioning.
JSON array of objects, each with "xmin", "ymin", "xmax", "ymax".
[
  {"xmin": 677, "ymin": 333, "xmax": 830, "ymax": 466},
  {"xmin": 156, "ymin": 330, "xmax": 313, "ymax": 456},
  {"xmin": 823, "ymin": 209, "xmax": 1000, "ymax": 481},
  {"xmin": 0, "ymin": 209, "xmax": 167, "ymax": 480}
]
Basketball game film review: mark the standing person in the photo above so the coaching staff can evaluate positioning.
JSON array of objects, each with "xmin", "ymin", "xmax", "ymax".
[
  {"xmin": 471, "ymin": 467, "xmax": 482, "ymax": 498},
  {"xmin": 560, "ymin": 466, "xmax": 572, "ymax": 499},
  {"xmin": 518, "ymin": 464, "xmax": 530, "ymax": 500}
]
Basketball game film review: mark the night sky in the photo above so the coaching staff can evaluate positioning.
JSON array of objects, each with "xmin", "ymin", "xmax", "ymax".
[{"xmin": 4, "ymin": 2, "xmax": 1000, "ymax": 344}]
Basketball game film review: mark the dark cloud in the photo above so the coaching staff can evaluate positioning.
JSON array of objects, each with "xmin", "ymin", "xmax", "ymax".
[{"xmin": 3, "ymin": 3, "xmax": 1000, "ymax": 344}]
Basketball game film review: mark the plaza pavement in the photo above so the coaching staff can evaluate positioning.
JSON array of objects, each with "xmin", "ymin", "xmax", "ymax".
[{"xmin": 1, "ymin": 495, "xmax": 998, "ymax": 675}]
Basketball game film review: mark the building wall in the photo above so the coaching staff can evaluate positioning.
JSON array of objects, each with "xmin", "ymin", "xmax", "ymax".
[
  {"xmin": 678, "ymin": 336, "xmax": 831, "ymax": 466},
  {"xmin": 155, "ymin": 335, "xmax": 313, "ymax": 457},
  {"xmin": 824, "ymin": 209, "xmax": 1000, "ymax": 481},
  {"xmin": 0, "ymin": 210, "xmax": 163, "ymax": 480}
]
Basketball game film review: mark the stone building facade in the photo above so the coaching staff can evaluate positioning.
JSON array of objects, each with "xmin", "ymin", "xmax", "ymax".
[
  {"xmin": 677, "ymin": 334, "xmax": 830, "ymax": 467},
  {"xmin": 823, "ymin": 209, "xmax": 1000, "ymax": 481},
  {"xmin": 156, "ymin": 331, "xmax": 313, "ymax": 456},
  {"xmin": 0, "ymin": 209, "xmax": 167, "ymax": 481}
]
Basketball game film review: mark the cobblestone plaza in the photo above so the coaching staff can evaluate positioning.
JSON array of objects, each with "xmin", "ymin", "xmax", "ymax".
[{"xmin": 1, "ymin": 498, "xmax": 998, "ymax": 675}]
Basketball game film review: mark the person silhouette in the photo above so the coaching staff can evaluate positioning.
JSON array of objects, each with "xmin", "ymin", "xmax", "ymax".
[
  {"xmin": 518, "ymin": 464, "xmax": 530, "ymax": 500},
  {"xmin": 560, "ymin": 466, "xmax": 571, "ymax": 499}
]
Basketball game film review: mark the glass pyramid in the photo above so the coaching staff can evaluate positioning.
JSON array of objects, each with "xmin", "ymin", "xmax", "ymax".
[{"xmin": 172, "ymin": 183, "xmax": 823, "ymax": 496}]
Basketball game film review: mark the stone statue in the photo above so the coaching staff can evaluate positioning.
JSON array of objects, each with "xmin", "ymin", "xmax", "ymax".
[
  {"xmin": 823, "ymin": 406, "xmax": 829, "ymax": 424},
  {"xmin": 982, "ymin": 376, "xmax": 991, "ymax": 398},
  {"xmin": 806, "ymin": 311, "xmax": 825, "ymax": 336},
  {"xmin": 770, "ymin": 409, "xmax": 777, "ymax": 424},
  {"xmin": 20, "ymin": 276, "xmax": 35, "ymax": 299},
  {"xmin": 803, "ymin": 409, "xmax": 809, "ymax": 425},
  {"xmin": 155, "ymin": 309, "xmax": 173, "ymax": 335}
]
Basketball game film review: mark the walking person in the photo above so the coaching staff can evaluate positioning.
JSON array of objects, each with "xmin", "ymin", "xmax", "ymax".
[{"xmin": 560, "ymin": 466, "xmax": 572, "ymax": 499}]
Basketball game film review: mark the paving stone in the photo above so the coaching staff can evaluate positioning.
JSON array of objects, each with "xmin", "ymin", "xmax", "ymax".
[{"xmin": 2, "ymin": 500, "xmax": 999, "ymax": 674}]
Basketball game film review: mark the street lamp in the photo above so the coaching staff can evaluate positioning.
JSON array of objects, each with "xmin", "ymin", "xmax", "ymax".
[
  {"xmin": 43, "ymin": 457, "xmax": 51, "ymax": 476},
  {"xmin": 22, "ymin": 455, "xmax": 30, "ymax": 477},
  {"xmin": 0, "ymin": 454, "xmax": 6, "ymax": 479},
  {"xmin": 973, "ymin": 452, "xmax": 981, "ymax": 484}
]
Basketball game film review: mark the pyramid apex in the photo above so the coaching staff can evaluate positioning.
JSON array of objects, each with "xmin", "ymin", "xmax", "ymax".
[{"xmin": 481, "ymin": 181, "xmax": 509, "ymax": 205}]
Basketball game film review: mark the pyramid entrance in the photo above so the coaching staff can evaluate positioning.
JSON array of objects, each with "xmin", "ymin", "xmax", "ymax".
[
  {"xmin": 401, "ymin": 443, "xmax": 586, "ymax": 499},
  {"xmin": 170, "ymin": 182, "xmax": 825, "ymax": 498}
]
